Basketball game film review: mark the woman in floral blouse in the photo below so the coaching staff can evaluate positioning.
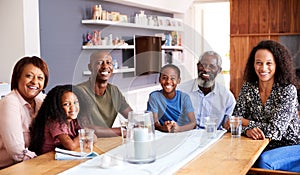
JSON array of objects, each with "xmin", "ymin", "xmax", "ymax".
[{"xmin": 233, "ymin": 40, "xmax": 300, "ymax": 172}]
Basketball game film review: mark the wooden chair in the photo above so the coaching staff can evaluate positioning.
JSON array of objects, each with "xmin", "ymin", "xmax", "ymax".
[{"xmin": 247, "ymin": 167, "xmax": 300, "ymax": 175}]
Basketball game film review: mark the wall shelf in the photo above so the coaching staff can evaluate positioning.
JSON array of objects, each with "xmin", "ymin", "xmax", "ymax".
[
  {"xmin": 102, "ymin": 0, "xmax": 193, "ymax": 14},
  {"xmin": 82, "ymin": 16, "xmax": 184, "ymax": 77},
  {"xmin": 82, "ymin": 45, "xmax": 135, "ymax": 50},
  {"xmin": 161, "ymin": 45, "xmax": 183, "ymax": 50},
  {"xmin": 83, "ymin": 67, "xmax": 135, "ymax": 76},
  {"xmin": 82, "ymin": 20, "xmax": 183, "ymax": 32}
]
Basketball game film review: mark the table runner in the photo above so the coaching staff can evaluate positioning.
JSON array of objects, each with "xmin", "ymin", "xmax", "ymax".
[{"xmin": 59, "ymin": 129, "xmax": 227, "ymax": 175}]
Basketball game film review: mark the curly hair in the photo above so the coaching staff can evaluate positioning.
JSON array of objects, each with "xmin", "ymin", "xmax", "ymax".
[
  {"xmin": 11, "ymin": 56, "xmax": 49, "ymax": 90},
  {"xmin": 243, "ymin": 40, "xmax": 297, "ymax": 86},
  {"xmin": 29, "ymin": 84, "xmax": 86, "ymax": 155}
]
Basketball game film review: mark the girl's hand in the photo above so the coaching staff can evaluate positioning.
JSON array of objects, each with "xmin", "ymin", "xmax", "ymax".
[{"xmin": 246, "ymin": 127, "xmax": 265, "ymax": 140}]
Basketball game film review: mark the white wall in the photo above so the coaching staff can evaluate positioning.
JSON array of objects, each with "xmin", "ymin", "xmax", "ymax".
[
  {"xmin": 0, "ymin": 0, "xmax": 39, "ymax": 83},
  {"xmin": 0, "ymin": 0, "xmax": 24, "ymax": 83},
  {"xmin": 173, "ymin": 5, "xmax": 201, "ymax": 82},
  {"xmin": 200, "ymin": 2, "xmax": 230, "ymax": 63},
  {"xmin": 184, "ymin": 1, "xmax": 230, "ymax": 87},
  {"xmin": 23, "ymin": 0, "xmax": 40, "ymax": 57},
  {"xmin": 200, "ymin": 2, "xmax": 230, "ymax": 88}
]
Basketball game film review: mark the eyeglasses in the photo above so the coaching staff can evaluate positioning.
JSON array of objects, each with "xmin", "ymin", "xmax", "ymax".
[{"xmin": 198, "ymin": 63, "xmax": 219, "ymax": 70}]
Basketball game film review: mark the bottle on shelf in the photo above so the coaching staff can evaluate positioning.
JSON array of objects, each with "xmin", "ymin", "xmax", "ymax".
[
  {"xmin": 92, "ymin": 4, "xmax": 102, "ymax": 20},
  {"xmin": 165, "ymin": 33, "xmax": 172, "ymax": 46},
  {"xmin": 108, "ymin": 34, "xmax": 113, "ymax": 46},
  {"xmin": 135, "ymin": 10, "xmax": 147, "ymax": 25},
  {"xmin": 113, "ymin": 59, "xmax": 118, "ymax": 69}
]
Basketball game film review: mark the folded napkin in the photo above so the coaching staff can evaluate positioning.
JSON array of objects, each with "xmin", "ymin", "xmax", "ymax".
[{"xmin": 55, "ymin": 147, "xmax": 98, "ymax": 160}]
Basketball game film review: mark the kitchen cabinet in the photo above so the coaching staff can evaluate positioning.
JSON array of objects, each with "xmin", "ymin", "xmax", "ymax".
[{"xmin": 135, "ymin": 36, "xmax": 162, "ymax": 76}]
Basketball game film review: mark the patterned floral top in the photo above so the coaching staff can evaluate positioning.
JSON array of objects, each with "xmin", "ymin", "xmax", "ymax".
[{"xmin": 233, "ymin": 82, "xmax": 300, "ymax": 149}]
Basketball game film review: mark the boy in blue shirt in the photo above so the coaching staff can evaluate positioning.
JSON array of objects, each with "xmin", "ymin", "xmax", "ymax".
[{"xmin": 147, "ymin": 64, "xmax": 196, "ymax": 133}]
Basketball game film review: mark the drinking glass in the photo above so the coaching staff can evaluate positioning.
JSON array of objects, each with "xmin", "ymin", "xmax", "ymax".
[
  {"xmin": 118, "ymin": 115, "xmax": 128, "ymax": 143},
  {"xmin": 204, "ymin": 116, "xmax": 218, "ymax": 139},
  {"xmin": 78, "ymin": 129, "xmax": 95, "ymax": 156},
  {"xmin": 230, "ymin": 116, "xmax": 242, "ymax": 138}
]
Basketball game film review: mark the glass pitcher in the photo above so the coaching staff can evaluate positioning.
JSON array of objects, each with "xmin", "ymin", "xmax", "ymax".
[{"xmin": 125, "ymin": 111, "xmax": 156, "ymax": 164}]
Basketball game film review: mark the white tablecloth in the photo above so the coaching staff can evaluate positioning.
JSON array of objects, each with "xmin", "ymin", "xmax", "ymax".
[{"xmin": 59, "ymin": 129, "xmax": 227, "ymax": 175}]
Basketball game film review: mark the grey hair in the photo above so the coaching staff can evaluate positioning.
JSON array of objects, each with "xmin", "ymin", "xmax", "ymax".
[{"xmin": 198, "ymin": 51, "xmax": 222, "ymax": 69}]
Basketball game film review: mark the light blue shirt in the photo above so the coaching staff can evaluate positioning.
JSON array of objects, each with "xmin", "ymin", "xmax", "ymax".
[
  {"xmin": 147, "ymin": 90, "xmax": 194, "ymax": 126},
  {"xmin": 179, "ymin": 79, "xmax": 236, "ymax": 130}
]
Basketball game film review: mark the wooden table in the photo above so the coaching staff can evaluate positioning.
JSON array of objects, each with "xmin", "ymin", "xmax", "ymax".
[
  {"xmin": 176, "ymin": 133, "xmax": 269, "ymax": 175},
  {"xmin": 0, "ymin": 137, "xmax": 122, "ymax": 175},
  {"xmin": 0, "ymin": 133, "xmax": 269, "ymax": 175}
]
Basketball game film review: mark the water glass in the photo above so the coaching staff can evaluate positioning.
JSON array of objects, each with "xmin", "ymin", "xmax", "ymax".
[
  {"xmin": 204, "ymin": 116, "xmax": 217, "ymax": 139},
  {"xmin": 78, "ymin": 129, "xmax": 95, "ymax": 156},
  {"xmin": 119, "ymin": 116, "xmax": 128, "ymax": 143},
  {"xmin": 230, "ymin": 116, "xmax": 242, "ymax": 138}
]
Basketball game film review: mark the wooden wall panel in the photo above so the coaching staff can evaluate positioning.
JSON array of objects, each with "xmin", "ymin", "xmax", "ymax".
[
  {"xmin": 258, "ymin": 0, "xmax": 269, "ymax": 33},
  {"xmin": 230, "ymin": 37, "xmax": 240, "ymax": 97},
  {"xmin": 278, "ymin": 0, "xmax": 291, "ymax": 33},
  {"xmin": 230, "ymin": 37, "xmax": 249, "ymax": 97},
  {"xmin": 237, "ymin": 37, "xmax": 249, "ymax": 79},
  {"xmin": 249, "ymin": 37, "xmax": 271, "ymax": 50},
  {"xmin": 238, "ymin": 0, "xmax": 249, "ymax": 34},
  {"xmin": 230, "ymin": 0, "xmax": 239, "ymax": 34},
  {"xmin": 249, "ymin": 0, "xmax": 259, "ymax": 34},
  {"xmin": 269, "ymin": 0, "xmax": 279, "ymax": 33},
  {"xmin": 270, "ymin": 36, "xmax": 279, "ymax": 41},
  {"xmin": 230, "ymin": 0, "xmax": 300, "ymax": 98},
  {"xmin": 291, "ymin": 0, "xmax": 300, "ymax": 32}
]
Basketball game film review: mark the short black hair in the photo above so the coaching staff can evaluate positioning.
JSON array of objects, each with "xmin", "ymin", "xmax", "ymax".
[
  {"xmin": 159, "ymin": 64, "xmax": 181, "ymax": 78},
  {"xmin": 11, "ymin": 56, "xmax": 49, "ymax": 90}
]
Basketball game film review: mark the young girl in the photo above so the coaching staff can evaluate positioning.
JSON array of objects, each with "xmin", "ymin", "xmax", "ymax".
[
  {"xmin": 29, "ymin": 85, "xmax": 90, "ymax": 155},
  {"xmin": 147, "ymin": 64, "xmax": 196, "ymax": 133}
]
